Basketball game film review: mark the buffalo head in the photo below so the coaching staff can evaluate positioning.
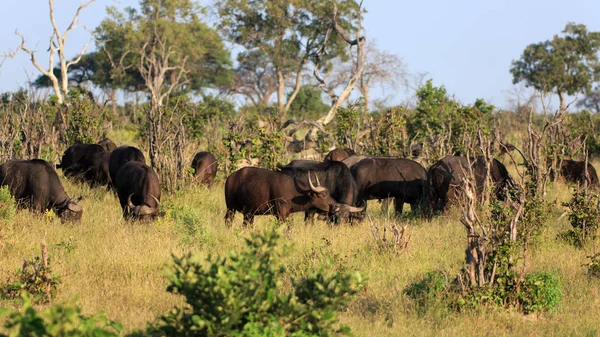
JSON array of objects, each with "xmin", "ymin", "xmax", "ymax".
[{"xmin": 127, "ymin": 194, "xmax": 160, "ymax": 220}]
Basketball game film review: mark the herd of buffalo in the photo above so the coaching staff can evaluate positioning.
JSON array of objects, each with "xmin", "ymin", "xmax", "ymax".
[{"xmin": 0, "ymin": 140, "xmax": 598, "ymax": 225}]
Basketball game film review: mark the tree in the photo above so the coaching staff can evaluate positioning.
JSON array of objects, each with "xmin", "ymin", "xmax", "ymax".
[
  {"xmin": 231, "ymin": 50, "xmax": 278, "ymax": 106},
  {"xmin": 1, "ymin": 0, "xmax": 96, "ymax": 104},
  {"xmin": 287, "ymin": 85, "xmax": 330, "ymax": 120},
  {"xmin": 96, "ymin": 0, "xmax": 233, "ymax": 189},
  {"xmin": 215, "ymin": 0, "xmax": 360, "ymax": 118},
  {"xmin": 510, "ymin": 23, "xmax": 600, "ymax": 114},
  {"xmin": 327, "ymin": 40, "xmax": 408, "ymax": 114},
  {"xmin": 577, "ymin": 85, "xmax": 600, "ymax": 113}
]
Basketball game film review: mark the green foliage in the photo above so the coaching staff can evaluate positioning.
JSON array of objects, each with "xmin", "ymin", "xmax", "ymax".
[
  {"xmin": 403, "ymin": 271, "xmax": 448, "ymax": 314},
  {"xmin": 0, "ymin": 186, "xmax": 16, "ymax": 222},
  {"xmin": 365, "ymin": 106, "xmax": 407, "ymax": 156},
  {"xmin": 561, "ymin": 189, "xmax": 600, "ymax": 247},
  {"xmin": 0, "ymin": 293, "xmax": 122, "ymax": 337},
  {"xmin": 331, "ymin": 100, "xmax": 363, "ymax": 149},
  {"xmin": 166, "ymin": 203, "xmax": 212, "ymax": 247},
  {"xmin": 148, "ymin": 227, "xmax": 362, "ymax": 337},
  {"xmin": 63, "ymin": 88, "xmax": 103, "ymax": 146},
  {"xmin": 518, "ymin": 272, "xmax": 563, "ymax": 314},
  {"xmin": 250, "ymin": 128, "xmax": 285, "ymax": 171},
  {"xmin": 408, "ymin": 80, "xmax": 493, "ymax": 155},
  {"xmin": 95, "ymin": 0, "xmax": 233, "ymax": 95},
  {"xmin": 287, "ymin": 85, "xmax": 330, "ymax": 121},
  {"xmin": 1, "ymin": 256, "xmax": 59, "ymax": 305},
  {"xmin": 511, "ymin": 23, "xmax": 600, "ymax": 110},
  {"xmin": 185, "ymin": 94, "xmax": 235, "ymax": 140},
  {"xmin": 583, "ymin": 252, "xmax": 600, "ymax": 278}
]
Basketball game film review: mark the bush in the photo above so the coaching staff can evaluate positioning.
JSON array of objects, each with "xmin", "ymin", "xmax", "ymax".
[
  {"xmin": 404, "ymin": 271, "xmax": 448, "ymax": 314},
  {"xmin": 518, "ymin": 272, "xmax": 563, "ymax": 314},
  {"xmin": 583, "ymin": 252, "xmax": 600, "ymax": 278},
  {"xmin": 147, "ymin": 226, "xmax": 363, "ymax": 337},
  {"xmin": 0, "ymin": 293, "xmax": 122, "ymax": 336},
  {"xmin": 561, "ymin": 189, "xmax": 600, "ymax": 247},
  {"xmin": 1, "ymin": 254, "xmax": 60, "ymax": 305},
  {"xmin": 0, "ymin": 186, "xmax": 16, "ymax": 221}
]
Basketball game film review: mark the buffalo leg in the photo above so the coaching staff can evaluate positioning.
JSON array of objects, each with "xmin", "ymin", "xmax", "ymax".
[
  {"xmin": 394, "ymin": 197, "xmax": 404, "ymax": 217},
  {"xmin": 380, "ymin": 197, "xmax": 391, "ymax": 215},
  {"xmin": 225, "ymin": 209, "xmax": 235, "ymax": 227},
  {"xmin": 304, "ymin": 209, "xmax": 316, "ymax": 225}
]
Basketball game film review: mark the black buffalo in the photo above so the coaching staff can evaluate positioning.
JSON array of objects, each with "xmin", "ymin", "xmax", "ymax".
[
  {"xmin": 559, "ymin": 160, "xmax": 599, "ymax": 187},
  {"xmin": 109, "ymin": 146, "xmax": 146, "ymax": 187},
  {"xmin": 58, "ymin": 144, "xmax": 105, "ymax": 183},
  {"xmin": 114, "ymin": 161, "xmax": 161, "ymax": 220},
  {"xmin": 191, "ymin": 151, "xmax": 218, "ymax": 187},
  {"xmin": 0, "ymin": 159, "xmax": 83, "ymax": 222},
  {"xmin": 225, "ymin": 167, "xmax": 342, "ymax": 226},
  {"xmin": 324, "ymin": 148, "xmax": 356, "ymax": 162},
  {"xmin": 97, "ymin": 138, "xmax": 117, "ymax": 152},
  {"xmin": 352, "ymin": 158, "xmax": 429, "ymax": 216},
  {"xmin": 277, "ymin": 160, "xmax": 364, "ymax": 223},
  {"xmin": 428, "ymin": 155, "xmax": 514, "ymax": 212}
]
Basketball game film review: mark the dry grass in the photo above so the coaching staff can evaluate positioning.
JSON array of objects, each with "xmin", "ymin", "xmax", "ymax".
[{"xmin": 1, "ymin": 162, "xmax": 600, "ymax": 336}]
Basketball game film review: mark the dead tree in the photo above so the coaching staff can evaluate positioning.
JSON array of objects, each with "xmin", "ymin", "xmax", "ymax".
[{"xmin": 1, "ymin": 0, "xmax": 96, "ymax": 104}]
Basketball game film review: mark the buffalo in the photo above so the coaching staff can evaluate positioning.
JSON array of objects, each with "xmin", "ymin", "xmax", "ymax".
[
  {"xmin": 58, "ymin": 144, "xmax": 105, "ymax": 181},
  {"xmin": 324, "ymin": 148, "xmax": 355, "ymax": 162},
  {"xmin": 428, "ymin": 155, "xmax": 514, "ymax": 212},
  {"xmin": 97, "ymin": 138, "xmax": 117, "ymax": 152},
  {"xmin": 109, "ymin": 146, "xmax": 146, "ymax": 186},
  {"xmin": 0, "ymin": 159, "xmax": 83, "ymax": 222},
  {"xmin": 277, "ymin": 160, "xmax": 364, "ymax": 223},
  {"xmin": 352, "ymin": 158, "xmax": 429, "ymax": 217},
  {"xmin": 224, "ymin": 167, "xmax": 342, "ymax": 226},
  {"xmin": 191, "ymin": 151, "xmax": 218, "ymax": 187},
  {"xmin": 114, "ymin": 161, "xmax": 161, "ymax": 220},
  {"xmin": 559, "ymin": 159, "xmax": 599, "ymax": 187}
]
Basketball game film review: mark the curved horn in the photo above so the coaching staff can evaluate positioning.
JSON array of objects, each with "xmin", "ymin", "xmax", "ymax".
[
  {"xmin": 149, "ymin": 195, "xmax": 160, "ymax": 207},
  {"xmin": 307, "ymin": 171, "xmax": 327, "ymax": 194},
  {"xmin": 127, "ymin": 194, "xmax": 135, "ymax": 209},
  {"xmin": 137, "ymin": 205, "xmax": 157, "ymax": 216},
  {"xmin": 339, "ymin": 204, "xmax": 366, "ymax": 213}
]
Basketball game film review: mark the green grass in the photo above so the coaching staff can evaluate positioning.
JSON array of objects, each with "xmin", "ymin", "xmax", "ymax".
[{"xmin": 1, "ymin": 169, "xmax": 600, "ymax": 336}]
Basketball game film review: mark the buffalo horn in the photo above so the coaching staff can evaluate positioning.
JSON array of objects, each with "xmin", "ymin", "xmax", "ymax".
[
  {"xmin": 137, "ymin": 205, "xmax": 157, "ymax": 216},
  {"xmin": 340, "ymin": 204, "xmax": 365, "ymax": 213},
  {"xmin": 307, "ymin": 171, "xmax": 327, "ymax": 194},
  {"xmin": 127, "ymin": 194, "xmax": 135, "ymax": 209}
]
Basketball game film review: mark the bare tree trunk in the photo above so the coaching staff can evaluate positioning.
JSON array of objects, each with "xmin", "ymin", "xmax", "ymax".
[{"xmin": 277, "ymin": 68, "xmax": 285, "ymax": 116}]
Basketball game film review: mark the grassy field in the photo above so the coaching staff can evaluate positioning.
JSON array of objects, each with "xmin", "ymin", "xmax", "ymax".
[{"xmin": 1, "ymin": 161, "xmax": 600, "ymax": 337}]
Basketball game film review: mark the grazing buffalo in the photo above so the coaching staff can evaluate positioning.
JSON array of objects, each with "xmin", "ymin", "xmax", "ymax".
[
  {"xmin": 114, "ymin": 161, "xmax": 161, "ymax": 220},
  {"xmin": 0, "ymin": 159, "xmax": 83, "ymax": 222},
  {"xmin": 224, "ymin": 167, "xmax": 341, "ymax": 226},
  {"xmin": 560, "ymin": 160, "xmax": 599, "ymax": 187},
  {"xmin": 58, "ymin": 144, "xmax": 105, "ymax": 181},
  {"xmin": 277, "ymin": 160, "xmax": 364, "ymax": 223},
  {"xmin": 325, "ymin": 148, "xmax": 355, "ymax": 162},
  {"xmin": 428, "ymin": 155, "xmax": 514, "ymax": 212},
  {"xmin": 109, "ymin": 146, "xmax": 146, "ymax": 186},
  {"xmin": 88, "ymin": 152, "xmax": 112, "ymax": 187},
  {"xmin": 352, "ymin": 158, "xmax": 429, "ymax": 217},
  {"xmin": 191, "ymin": 151, "xmax": 218, "ymax": 187},
  {"xmin": 97, "ymin": 138, "xmax": 117, "ymax": 152}
]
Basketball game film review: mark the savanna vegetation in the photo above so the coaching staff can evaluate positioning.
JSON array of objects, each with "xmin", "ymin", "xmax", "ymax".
[{"xmin": 2, "ymin": 0, "xmax": 600, "ymax": 336}]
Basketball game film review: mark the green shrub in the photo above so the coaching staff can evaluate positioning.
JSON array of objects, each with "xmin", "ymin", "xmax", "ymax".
[
  {"xmin": 1, "ymin": 254, "xmax": 59, "ymax": 304},
  {"xmin": 147, "ymin": 226, "xmax": 363, "ymax": 336},
  {"xmin": 583, "ymin": 253, "xmax": 600, "ymax": 278},
  {"xmin": 0, "ymin": 293, "xmax": 122, "ymax": 337},
  {"xmin": 0, "ymin": 186, "xmax": 16, "ymax": 221},
  {"xmin": 403, "ymin": 271, "xmax": 448, "ymax": 314},
  {"xmin": 561, "ymin": 189, "xmax": 600, "ymax": 247},
  {"xmin": 167, "ymin": 204, "xmax": 212, "ymax": 247},
  {"xmin": 518, "ymin": 272, "xmax": 563, "ymax": 314}
]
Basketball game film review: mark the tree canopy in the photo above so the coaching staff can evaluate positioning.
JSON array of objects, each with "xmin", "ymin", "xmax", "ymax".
[
  {"xmin": 214, "ymin": 0, "xmax": 361, "ymax": 116},
  {"xmin": 510, "ymin": 23, "xmax": 600, "ymax": 113},
  {"xmin": 94, "ymin": 0, "xmax": 233, "ymax": 96}
]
